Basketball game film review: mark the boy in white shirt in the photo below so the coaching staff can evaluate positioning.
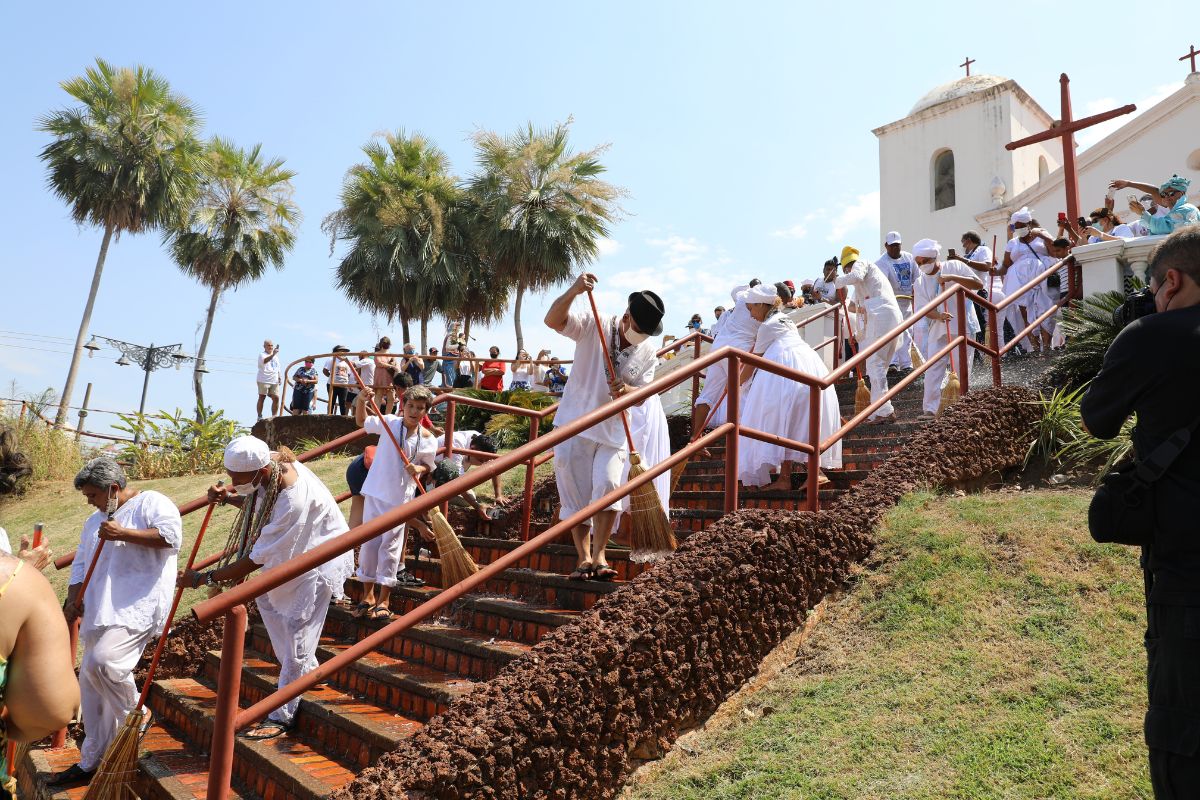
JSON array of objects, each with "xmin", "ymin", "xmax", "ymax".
[
  {"xmin": 353, "ymin": 384, "xmax": 438, "ymax": 618},
  {"xmin": 911, "ymin": 238, "xmax": 983, "ymax": 419}
]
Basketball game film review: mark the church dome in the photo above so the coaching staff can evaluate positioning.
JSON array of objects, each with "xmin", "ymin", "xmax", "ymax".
[{"xmin": 909, "ymin": 73, "xmax": 1010, "ymax": 115}]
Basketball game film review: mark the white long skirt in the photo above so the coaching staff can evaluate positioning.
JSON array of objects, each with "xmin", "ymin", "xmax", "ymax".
[
  {"xmin": 737, "ymin": 338, "xmax": 843, "ymax": 487},
  {"xmin": 619, "ymin": 393, "xmax": 671, "ymax": 515}
]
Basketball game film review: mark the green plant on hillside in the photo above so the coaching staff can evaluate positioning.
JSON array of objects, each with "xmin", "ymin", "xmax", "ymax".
[
  {"xmin": 39, "ymin": 58, "xmax": 206, "ymax": 427},
  {"xmin": 450, "ymin": 388, "xmax": 556, "ymax": 439},
  {"xmin": 1040, "ymin": 287, "xmax": 1135, "ymax": 392},
  {"xmin": 1026, "ymin": 386, "xmax": 1134, "ymax": 479},
  {"xmin": 112, "ymin": 408, "xmax": 238, "ymax": 478},
  {"xmin": 167, "ymin": 138, "xmax": 300, "ymax": 419}
]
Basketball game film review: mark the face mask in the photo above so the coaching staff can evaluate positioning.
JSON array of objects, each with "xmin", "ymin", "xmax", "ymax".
[
  {"xmin": 233, "ymin": 471, "xmax": 263, "ymax": 497},
  {"xmin": 622, "ymin": 317, "xmax": 650, "ymax": 345},
  {"xmin": 918, "ymin": 261, "xmax": 938, "ymax": 275},
  {"xmin": 105, "ymin": 488, "xmax": 118, "ymax": 517}
]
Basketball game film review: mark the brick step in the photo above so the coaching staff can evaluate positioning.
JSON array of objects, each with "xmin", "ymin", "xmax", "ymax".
[
  {"xmin": 402, "ymin": 556, "xmax": 622, "ymax": 611},
  {"xmin": 678, "ymin": 469, "xmax": 870, "ymax": 491},
  {"xmin": 671, "ymin": 487, "xmax": 843, "ymax": 511},
  {"xmin": 458, "ymin": 535, "xmax": 654, "ymax": 583},
  {"xmin": 200, "ymin": 648, "xmax": 421, "ymax": 767},
  {"xmin": 344, "ymin": 580, "xmax": 582, "ymax": 644},
  {"xmin": 313, "ymin": 639, "xmax": 476, "ymax": 720},
  {"xmin": 148, "ymin": 677, "xmax": 357, "ymax": 800}
]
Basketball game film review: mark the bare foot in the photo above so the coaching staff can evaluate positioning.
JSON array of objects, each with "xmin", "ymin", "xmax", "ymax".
[{"xmin": 762, "ymin": 477, "xmax": 791, "ymax": 493}]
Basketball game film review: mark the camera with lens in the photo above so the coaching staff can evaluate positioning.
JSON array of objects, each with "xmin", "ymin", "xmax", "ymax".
[{"xmin": 1112, "ymin": 287, "xmax": 1157, "ymax": 329}]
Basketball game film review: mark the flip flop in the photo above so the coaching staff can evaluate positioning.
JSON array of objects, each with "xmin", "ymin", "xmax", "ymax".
[
  {"xmin": 351, "ymin": 601, "xmax": 372, "ymax": 618},
  {"xmin": 367, "ymin": 605, "xmax": 393, "ymax": 620},
  {"xmin": 592, "ymin": 564, "xmax": 618, "ymax": 582},
  {"xmin": 568, "ymin": 564, "xmax": 594, "ymax": 581},
  {"xmin": 47, "ymin": 764, "xmax": 94, "ymax": 786},
  {"xmin": 242, "ymin": 720, "xmax": 291, "ymax": 740}
]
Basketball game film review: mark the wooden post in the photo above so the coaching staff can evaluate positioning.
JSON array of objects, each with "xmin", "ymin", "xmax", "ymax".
[{"xmin": 75, "ymin": 382, "xmax": 92, "ymax": 442}]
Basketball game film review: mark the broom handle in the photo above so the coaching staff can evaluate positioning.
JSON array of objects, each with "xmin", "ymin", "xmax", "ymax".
[
  {"xmin": 133, "ymin": 482, "xmax": 223, "ymax": 710},
  {"xmin": 837, "ymin": 292, "xmax": 860, "ymax": 350},
  {"xmin": 584, "ymin": 290, "xmax": 638, "ymax": 452},
  {"xmin": 691, "ymin": 388, "xmax": 727, "ymax": 443},
  {"xmin": 945, "ymin": 314, "xmax": 955, "ymax": 374},
  {"xmin": 33, "ymin": 523, "xmax": 43, "ymax": 549},
  {"xmin": 346, "ymin": 361, "xmax": 430, "ymax": 496}
]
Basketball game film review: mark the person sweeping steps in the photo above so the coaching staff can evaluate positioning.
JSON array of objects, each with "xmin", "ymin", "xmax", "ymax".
[
  {"xmin": 910, "ymin": 238, "xmax": 982, "ymax": 420},
  {"xmin": 830, "ymin": 246, "xmax": 904, "ymax": 424},
  {"xmin": 179, "ymin": 437, "xmax": 353, "ymax": 740},
  {"xmin": 545, "ymin": 273, "xmax": 664, "ymax": 581},
  {"xmin": 691, "ymin": 279, "xmax": 764, "ymax": 436},
  {"xmin": 736, "ymin": 282, "xmax": 843, "ymax": 492}
]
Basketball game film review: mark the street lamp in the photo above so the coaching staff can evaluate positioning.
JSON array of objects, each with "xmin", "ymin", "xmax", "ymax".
[{"xmin": 99, "ymin": 336, "xmax": 198, "ymax": 443}]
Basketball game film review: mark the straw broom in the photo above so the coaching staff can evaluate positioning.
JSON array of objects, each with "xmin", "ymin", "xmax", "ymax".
[
  {"xmin": 838, "ymin": 295, "xmax": 871, "ymax": 415},
  {"xmin": 939, "ymin": 317, "xmax": 961, "ymax": 415},
  {"xmin": 585, "ymin": 291, "xmax": 676, "ymax": 562},
  {"xmin": 82, "ymin": 486, "xmax": 223, "ymax": 800},
  {"xmin": 346, "ymin": 363, "xmax": 477, "ymax": 589}
]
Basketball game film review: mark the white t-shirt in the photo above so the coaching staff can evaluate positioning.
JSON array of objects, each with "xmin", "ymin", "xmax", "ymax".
[
  {"xmin": 257, "ymin": 353, "xmax": 281, "ymax": 385},
  {"xmin": 554, "ymin": 305, "xmax": 658, "ymax": 448},
  {"xmin": 962, "ymin": 245, "xmax": 999, "ymax": 296},
  {"xmin": 835, "ymin": 261, "xmax": 900, "ymax": 312},
  {"xmin": 355, "ymin": 357, "xmax": 375, "ymax": 387},
  {"xmin": 68, "ymin": 490, "xmax": 182, "ymax": 636},
  {"xmin": 1005, "ymin": 236, "xmax": 1053, "ymax": 295},
  {"xmin": 361, "ymin": 415, "xmax": 437, "ymax": 505},
  {"xmin": 711, "ymin": 285, "xmax": 760, "ymax": 348},
  {"xmin": 914, "ymin": 261, "xmax": 982, "ymax": 339},
  {"xmin": 247, "ymin": 462, "xmax": 354, "ymax": 617},
  {"xmin": 811, "ymin": 277, "xmax": 838, "ymax": 304},
  {"xmin": 441, "ymin": 429, "xmax": 481, "ymax": 471},
  {"xmin": 512, "ymin": 366, "xmax": 533, "ymax": 385},
  {"xmin": 324, "ymin": 357, "xmax": 352, "ymax": 387},
  {"xmin": 874, "ymin": 252, "xmax": 917, "ymax": 295}
]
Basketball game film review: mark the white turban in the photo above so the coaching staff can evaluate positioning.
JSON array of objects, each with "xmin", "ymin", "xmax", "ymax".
[
  {"xmin": 911, "ymin": 238, "xmax": 941, "ymax": 259},
  {"xmin": 1010, "ymin": 207, "xmax": 1032, "ymax": 224},
  {"xmin": 224, "ymin": 435, "xmax": 271, "ymax": 472},
  {"xmin": 745, "ymin": 284, "xmax": 780, "ymax": 304}
]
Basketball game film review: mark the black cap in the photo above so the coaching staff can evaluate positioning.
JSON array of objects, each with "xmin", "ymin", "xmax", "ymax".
[
  {"xmin": 333, "ymin": 344, "xmax": 350, "ymax": 353},
  {"xmin": 627, "ymin": 290, "xmax": 665, "ymax": 336}
]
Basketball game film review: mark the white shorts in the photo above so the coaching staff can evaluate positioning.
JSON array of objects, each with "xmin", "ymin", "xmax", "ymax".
[
  {"xmin": 554, "ymin": 436, "xmax": 627, "ymax": 522},
  {"xmin": 258, "ymin": 382, "xmax": 280, "ymax": 397}
]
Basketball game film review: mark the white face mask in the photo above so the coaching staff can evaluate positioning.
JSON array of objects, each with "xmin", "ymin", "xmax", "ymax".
[
  {"xmin": 105, "ymin": 488, "xmax": 118, "ymax": 516},
  {"xmin": 918, "ymin": 261, "xmax": 938, "ymax": 275},
  {"xmin": 621, "ymin": 316, "xmax": 649, "ymax": 345},
  {"xmin": 232, "ymin": 471, "xmax": 263, "ymax": 496}
]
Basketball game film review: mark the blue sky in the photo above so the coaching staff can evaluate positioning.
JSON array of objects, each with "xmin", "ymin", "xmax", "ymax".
[{"xmin": 0, "ymin": 0, "xmax": 1191, "ymax": 434}]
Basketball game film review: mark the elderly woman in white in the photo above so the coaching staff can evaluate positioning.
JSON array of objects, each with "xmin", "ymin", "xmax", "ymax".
[
  {"xmin": 52, "ymin": 458, "xmax": 182, "ymax": 785},
  {"xmin": 180, "ymin": 436, "xmax": 354, "ymax": 740},
  {"xmin": 736, "ymin": 282, "xmax": 843, "ymax": 492}
]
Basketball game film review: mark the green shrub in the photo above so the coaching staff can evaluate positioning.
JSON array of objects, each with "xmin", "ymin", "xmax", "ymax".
[
  {"xmin": 1026, "ymin": 385, "xmax": 1133, "ymax": 480},
  {"xmin": 1039, "ymin": 287, "xmax": 1134, "ymax": 392},
  {"xmin": 112, "ymin": 408, "xmax": 239, "ymax": 479},
  {"xmin": 448, "ymin": 389, "xmax": 556, "ymax": 446}
]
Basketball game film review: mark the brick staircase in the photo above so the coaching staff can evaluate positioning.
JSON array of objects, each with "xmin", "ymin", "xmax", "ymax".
[{"xmin": 24, "ymin": 378, "xmax": 929, "ymax": 800}]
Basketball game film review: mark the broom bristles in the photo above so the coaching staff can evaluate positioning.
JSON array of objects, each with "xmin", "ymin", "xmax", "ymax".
[
  {"xmin": 82, "ymin": 708, "xmax": 146, "ymax": 800},
  {"xmin": 854, "ymin": 378, "xmax": 870, "ymax": 416},
  {"xmin": 669, "ymin": 459, "xmax": 689, "ymax": 495},
  {"xmin": 627, "ymin": 454, "xmax": 676, "ymax": 563},
  {"xmin": 909, "ymin": 341, "xmax": 924, "ymax": 368},
  {"xmin": 430, "ymin": 508, "xmax": 478, "ymax": 589},
  {"xmin": 939, "ymin": 371, "xmax": 961, "ymax": 415}
]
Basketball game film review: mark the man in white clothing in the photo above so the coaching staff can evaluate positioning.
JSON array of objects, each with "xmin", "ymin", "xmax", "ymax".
[
  {"xmin": 692, "ymin": 279, "xmax": 763, "ymax": 435},
  {"xmin": 874, "ymin": 232, "xmax": 918, "ymax": 371},
  {"xmin": 911, "ymin": 239, "xmax": 983, "ymax": 419},
  {"xmin": 948, "ymin": 230, "xmax": 998, "ymax": 344},
  {"xmin": 546, "ymin": 273, "xmax": 664, "ymax": 582},
  {"xmin": 181, "ymin": 436, "xmax": 354, "ymax": 740},
  {"xmin": 256, "ymin": 340, "xmax": 282, "ymax": 420},
  {"xmin": 831, "ymin": 246, "xmax": 904, "ymax": 423},
  {"xmin": 54, "ymin": 458, "xmax": 181, "ymax": 784}
]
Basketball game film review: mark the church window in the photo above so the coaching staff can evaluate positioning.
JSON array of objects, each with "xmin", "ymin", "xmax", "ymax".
[
  {"xmin": 1038, "ymin": 156, "xmax": 1049, "ymax": 179},
  {"xmin": 932, "ymin": 149, "xmax": 955, "ymax": 211}
]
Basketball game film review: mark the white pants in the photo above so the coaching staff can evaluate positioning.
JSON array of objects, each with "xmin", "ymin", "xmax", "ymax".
[
  {"xmin": 921, "ymin": 327, "xmax": 974, "ymax": 415},
  {"xmin": 356, "ymin": 494, "xmax": 407, "ymax": 587},
  {"xmin": 258, "ymin": 583, "xmax": 332, "ymax": 725},
  {"xmin": 554, "ymin": 436, "xmax": 626, "ymax": 523},
  {"xmin": 79, "ymin": 625, "xmax": 156, "ymax": 771},
  {"xmin": 890, "ymin": 296, "xmax": 914, "ymax": 369},
  {"xmin": 862, "ymin": 303, "xmax": 903, "ymax": 419}
]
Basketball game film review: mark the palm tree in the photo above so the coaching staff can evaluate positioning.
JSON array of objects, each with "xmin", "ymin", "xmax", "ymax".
[
  {"xmin": 167, "ymin": 138, "xmax": 299, "ymax": 418},
  {"xmin": 39, "ymin": 58, "xmax": 205, "ymax": 426},
  {"xmin": 468, "ymin": 119, "xmax": 624, "ymax": 352},
  {"xmin": 323, "ymin": 131, "xmax": 461, "ymax": 346}
]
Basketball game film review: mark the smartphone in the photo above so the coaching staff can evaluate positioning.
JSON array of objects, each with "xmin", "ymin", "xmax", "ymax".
[
  {"xmin": 948, "ymin": 248, "xmax": 957, "ymax": 258},
  {"xmin": 1057, "ymin": 212, "xmax": 1068, "ymax": 223}
]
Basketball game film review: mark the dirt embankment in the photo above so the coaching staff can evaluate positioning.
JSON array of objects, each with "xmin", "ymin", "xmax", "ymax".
[{"xmin": 330, "ymin": 386, "xmax": 1040, "ymax": 800}]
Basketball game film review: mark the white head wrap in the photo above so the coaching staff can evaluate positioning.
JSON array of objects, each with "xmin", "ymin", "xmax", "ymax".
[
  {"xmin": 224, "ymin": 435, "xmax": 271, "ymax": 472},
  {"xmin": 745, "ymin": 284, "xmax": 780, "ymax": 304},
  {"xmin": 1010, "ymin": 207, "xmax": 1032, "ymax": 224},
  {"xmin": 911, "ymin": 238, "xmax": 941, "ymax": 259}
]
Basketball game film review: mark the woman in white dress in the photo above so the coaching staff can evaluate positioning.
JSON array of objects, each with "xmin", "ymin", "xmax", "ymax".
[{"xmin": 736, "ymin": 283, "xmax": 842, "ymax": 492}]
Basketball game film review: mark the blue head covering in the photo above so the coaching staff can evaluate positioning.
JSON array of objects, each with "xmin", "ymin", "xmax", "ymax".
[{"xmin": 1160, "ymin": 174, "xmax": 1191, "ymax": 195}]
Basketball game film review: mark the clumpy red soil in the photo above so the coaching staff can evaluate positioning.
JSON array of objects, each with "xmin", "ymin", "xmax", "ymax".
[
  {"xmin": 330, "ymin": 386, "xmax": 1040, "ymax": 800},
  {"xmin": 448, "ymin": 475, "xmax": 559, "ymax": 541},
  {"xmin": 134, "ymin": 601, "xmax": 259, "ymax": 685}
]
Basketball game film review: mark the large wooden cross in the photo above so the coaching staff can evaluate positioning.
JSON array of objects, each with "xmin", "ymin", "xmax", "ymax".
[
  {"xmin": 1181, "ymin": 44, "xmax": 1199, "ymax": 74},
  {"xmin": 960, "ymin": 56, "xmax": 975, "ymax": 77},
  {"xmin": 1006, "ymin": 73, "xmax": 1136, "ymax": 227}
]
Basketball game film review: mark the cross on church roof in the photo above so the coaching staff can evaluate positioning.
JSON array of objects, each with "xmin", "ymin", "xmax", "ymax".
[
  {"xmin": 1181, "ymin": 44, "xmax": 1199, "ymax": 74},
  {"xmin": 960, "ymin": 56, "xmax": 975, "ymax": 77}
]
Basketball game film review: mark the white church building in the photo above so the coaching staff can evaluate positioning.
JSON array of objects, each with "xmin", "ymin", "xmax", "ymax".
[{"xmin": 872, "ymin": 70, "xmax": 1200, "ymax": 293}]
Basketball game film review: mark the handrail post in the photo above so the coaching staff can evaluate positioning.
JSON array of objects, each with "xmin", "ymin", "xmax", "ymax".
[
  {"xmin": 833, "ymin": 305, "xmax": 842, "ymax": 370},
  {"xmin": 522, "ymin": 415, "xmax": 538, "ymax": 541},
  {"xmin": 1067, "ymin": 258, "xmax": 1077, "ymax": 306},
  {"xmin": 442, "ymin": 399, "xmax": 456, "ymax": 518},
  {"xmin": 207, "ymin": 604, "xmax": 246, "ymax": 800},
  {"xmin": 18, "ymin": 401, "xmax": 26, "ymax": 426},
  {"xmin": 988, "ymin": 306, "xmax": 1002, "ymax": 387},
  {"xmin": 691, "ymin": 334, "xmax": 701, "ymax": 414},
  {"xmin": 50, "ymin": 618, "xmax": 80, "ymax": 747},
  {"xmin": 806, "ymin": 385, "xmax": 821, "ymax": 512},
  {"xmin": 955, "ymin": 290, "xmax": 970, "ymax": 396},
  {"xmin": 724, "ymin": 354, "xmax": 740, "ymax": 515}
]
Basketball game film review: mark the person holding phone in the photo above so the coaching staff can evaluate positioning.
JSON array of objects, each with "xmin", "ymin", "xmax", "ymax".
[{"xmin": 255, "ymin": 340, "xmax": 282, "ymax": 420}]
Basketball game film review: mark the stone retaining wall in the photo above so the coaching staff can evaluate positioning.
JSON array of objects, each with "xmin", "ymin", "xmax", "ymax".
[{"xmin": 332, "ymin": 385, "xmax": 1040, "ymax": 799}]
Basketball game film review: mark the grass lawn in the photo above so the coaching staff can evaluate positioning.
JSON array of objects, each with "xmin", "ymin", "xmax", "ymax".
[
  {"xmin": 0, "ymin": 450, "xmax": 552, "ymax": 618},
  {"xmin": 623, "ymin": 489, "xmax": 1151, "ymax": 800}
]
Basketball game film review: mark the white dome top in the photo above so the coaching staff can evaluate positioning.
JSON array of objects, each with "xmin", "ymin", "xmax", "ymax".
[{"xmin": 909, "ymin": 73, "xmax": 1010, "ymax": 115}]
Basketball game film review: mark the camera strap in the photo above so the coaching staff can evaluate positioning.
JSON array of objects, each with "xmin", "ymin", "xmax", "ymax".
[{"xmin": 1131, "ymin": 416, "xmax": 1200, "ymax": 486}]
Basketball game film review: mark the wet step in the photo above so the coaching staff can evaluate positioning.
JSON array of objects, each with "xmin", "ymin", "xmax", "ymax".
[
  {"xmin": 200, "ymin": 648, "xmax": 422, "ymax": 767},
  {"xmin": 402, "ymin": 556, "xmax": 622, "ymax": 611}
]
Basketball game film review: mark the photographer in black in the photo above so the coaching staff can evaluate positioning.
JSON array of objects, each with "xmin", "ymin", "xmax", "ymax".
[{"xmin": 1080, "ymin": 227, "xmax": 1200, "ymax": 797}]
